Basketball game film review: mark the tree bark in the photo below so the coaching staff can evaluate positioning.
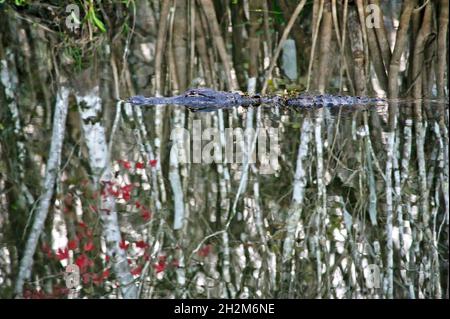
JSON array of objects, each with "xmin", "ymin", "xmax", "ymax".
[
  {"xmin": 75, "ymin": 86, "xmax": 138, "ymax": 299},
  {"xmin": 14, "ymin": 86, "xmax": 70, "ymax": 297}
]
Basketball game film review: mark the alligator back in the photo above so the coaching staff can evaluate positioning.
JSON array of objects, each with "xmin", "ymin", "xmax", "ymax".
[{"xmin": 286, "ymin": 94, "xmax": 385, "ymax": 107}]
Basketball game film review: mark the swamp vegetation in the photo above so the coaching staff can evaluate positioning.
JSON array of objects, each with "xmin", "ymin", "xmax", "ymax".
[{"xmin": 0, "ymin": 0, "xmax": 448, "ymax": 299}]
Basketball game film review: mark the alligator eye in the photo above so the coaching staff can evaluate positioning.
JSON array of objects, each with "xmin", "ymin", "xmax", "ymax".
[
  {"xmin": 188, "ymin": 92, "xmax": 205, "ymax": 98},
  {"xmin": 186, "ymin": 91, "xmax": 197, "ymax": 96}
]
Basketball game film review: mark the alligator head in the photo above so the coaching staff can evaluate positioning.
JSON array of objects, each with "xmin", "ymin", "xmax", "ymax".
[{"xmin": 172, "ymin": 88, "xmax": 243, "ymax": 108}]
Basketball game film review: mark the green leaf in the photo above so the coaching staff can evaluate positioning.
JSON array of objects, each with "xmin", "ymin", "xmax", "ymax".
[
  {"xmin": 92, "ymin": 13, "xmax": 106, "ymax": 32},
  {"xmin": 88, "ymin": 6, "xmax": 106, "ymax": 33}
]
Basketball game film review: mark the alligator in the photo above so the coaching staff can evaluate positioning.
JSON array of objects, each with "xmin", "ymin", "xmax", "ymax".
[{"xmin": 126, "ymin": 88, "xmax": 385, "ymax": 111}]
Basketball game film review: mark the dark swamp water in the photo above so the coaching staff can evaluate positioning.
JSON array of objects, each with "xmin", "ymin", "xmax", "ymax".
[{"xmin": 0, "ymin": 1, "xmax": 448, "ymax": 300}]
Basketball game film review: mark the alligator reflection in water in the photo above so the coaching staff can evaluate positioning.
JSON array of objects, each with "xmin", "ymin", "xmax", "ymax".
[{"xmin": 126, "ymin": 87, "xmax": 386, "ymax": 111}]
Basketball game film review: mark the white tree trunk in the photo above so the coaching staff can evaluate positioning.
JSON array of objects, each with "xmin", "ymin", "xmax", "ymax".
[
  {"xmin": 76, "ymin": 87, "xmax": 138, "ymax": 299},
  {"xmin": 0, "ymin": 50, "xmax": 34, "ymax": 205},
  {"xmin": 14, "ymin": 86, "xmax": 70, "ymax": 296}
]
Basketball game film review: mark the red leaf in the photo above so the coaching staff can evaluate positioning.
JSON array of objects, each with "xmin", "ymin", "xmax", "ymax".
[
  {"xmin": 89, "ymin": 204, "xmax": 98, "ymax": 213},
  {"xmin": 122, "ymin": 184, "xmax": 133, "ymax": 193},
  {"xmin": 75, "ymin": 254, "xmax": 93, "ymax": 271},
  {"xmin": 154, "ymin": 261, "xmax": 166, "ymax": 274},
  {"xmin": 131, "ymin": 265, "xmax": 142, "ymax": 276},
  {"xmin": 141, "ymin": 209, "xmax": 152, "ymax": 221},
  {"xmin": 119, "ymin": 240, "xmax": 129, "ymax": 250},
  {"xmin": 105, "ymin": 255, "xmax": 110, "ymax": 263},
  {"xmin": 198, "ymin": 244, "xmax": 212, "ymax": 257},
  {"xmin": 68, "ymin": 240, "xmax": 78, "ymax": 250},
  {"xmin": 107, "ymin": 186, "xmax": 120, "ymax": 198},
  {"xmin": 84, "ymin": 240, "xmax": 95, "ymax": 252},
  {"xmin": 135, "ymin": 162, "xmax": 145, "ymax": 169},
  {"xmin": 135, "ymin": 240, "xmax": 149, "ymax": 249},
  {"xmin": 135, "ymin": 201, "xmax": 141, "ymax": 209},
  {"xmin": 78, "ymin": 221, "xmax": 88, "ymax": 229},
  {"xmin": 122, "ymin": 191, "xmax": 131, "ymax": 201},
  {"xmin": 172, "ymin": 259, "xmax": 180, "ymax": 268},
  {"xmin": 76, "ymin": 254, "xmax": 87, "ymax": 269},
  {"xmin": 111, "ymin": 189, "xmax": 120, "ymax": 198},
  {"xmin": 92, "ymin": 273, "xmax": 103, "ymax": 286},
  {"xmin": 121, "ymin": 160, "xmax": 131, "ymax": 170},
  {"xmin": 121, "ymin": 184, "xmax": 133, "ymax": 201},
  {"xmin": 149, "ymin": 159, "xmax": 157, "ymax": 168},
  {"xmin": 56, "ymin": 247, "xmax": 69, "ymax": 261},
  {"xmin": 102, "ymin": 269, "xmax": 110, "ymax": 280}
]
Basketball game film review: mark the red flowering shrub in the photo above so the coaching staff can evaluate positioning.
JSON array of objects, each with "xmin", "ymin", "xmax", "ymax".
[{"xmin": 27, "ymin": 157, "xmax": 190, "ymax": 299}]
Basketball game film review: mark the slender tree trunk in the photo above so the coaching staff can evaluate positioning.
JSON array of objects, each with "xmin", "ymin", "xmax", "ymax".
[
  {"xmin": 14, "ymin": 85, "xmax": 70, "ymax": 297},
  {"xmin": 75, "ymin": 85, "xmax": 138, "ymax": 298}
]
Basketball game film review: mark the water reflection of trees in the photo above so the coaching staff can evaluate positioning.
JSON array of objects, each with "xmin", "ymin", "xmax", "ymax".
[{"xmin": 0, "ymin": 1, "xmax": 448, "ymax": 298}]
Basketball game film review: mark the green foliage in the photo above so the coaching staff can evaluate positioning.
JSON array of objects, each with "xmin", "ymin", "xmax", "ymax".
[
  {"xmin": 0, "ymin": 0, "xmax": 28, "ymax": 5},
  {"xmin": 271, "ymin": 1, "xmax": 286, "ymax": 25},
  {"xmin": 86, "ymin": 2, "xmax": 106, "ymax": 33},
  {"xmin": 64, "ymin": 45, "xmax": 84, "ymax": 72}
]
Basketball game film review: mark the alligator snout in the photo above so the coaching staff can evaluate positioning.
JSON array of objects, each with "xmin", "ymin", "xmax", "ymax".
[{"xmin": 126, "ymin": 95, "xmax": 148, "ymax": 105}]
